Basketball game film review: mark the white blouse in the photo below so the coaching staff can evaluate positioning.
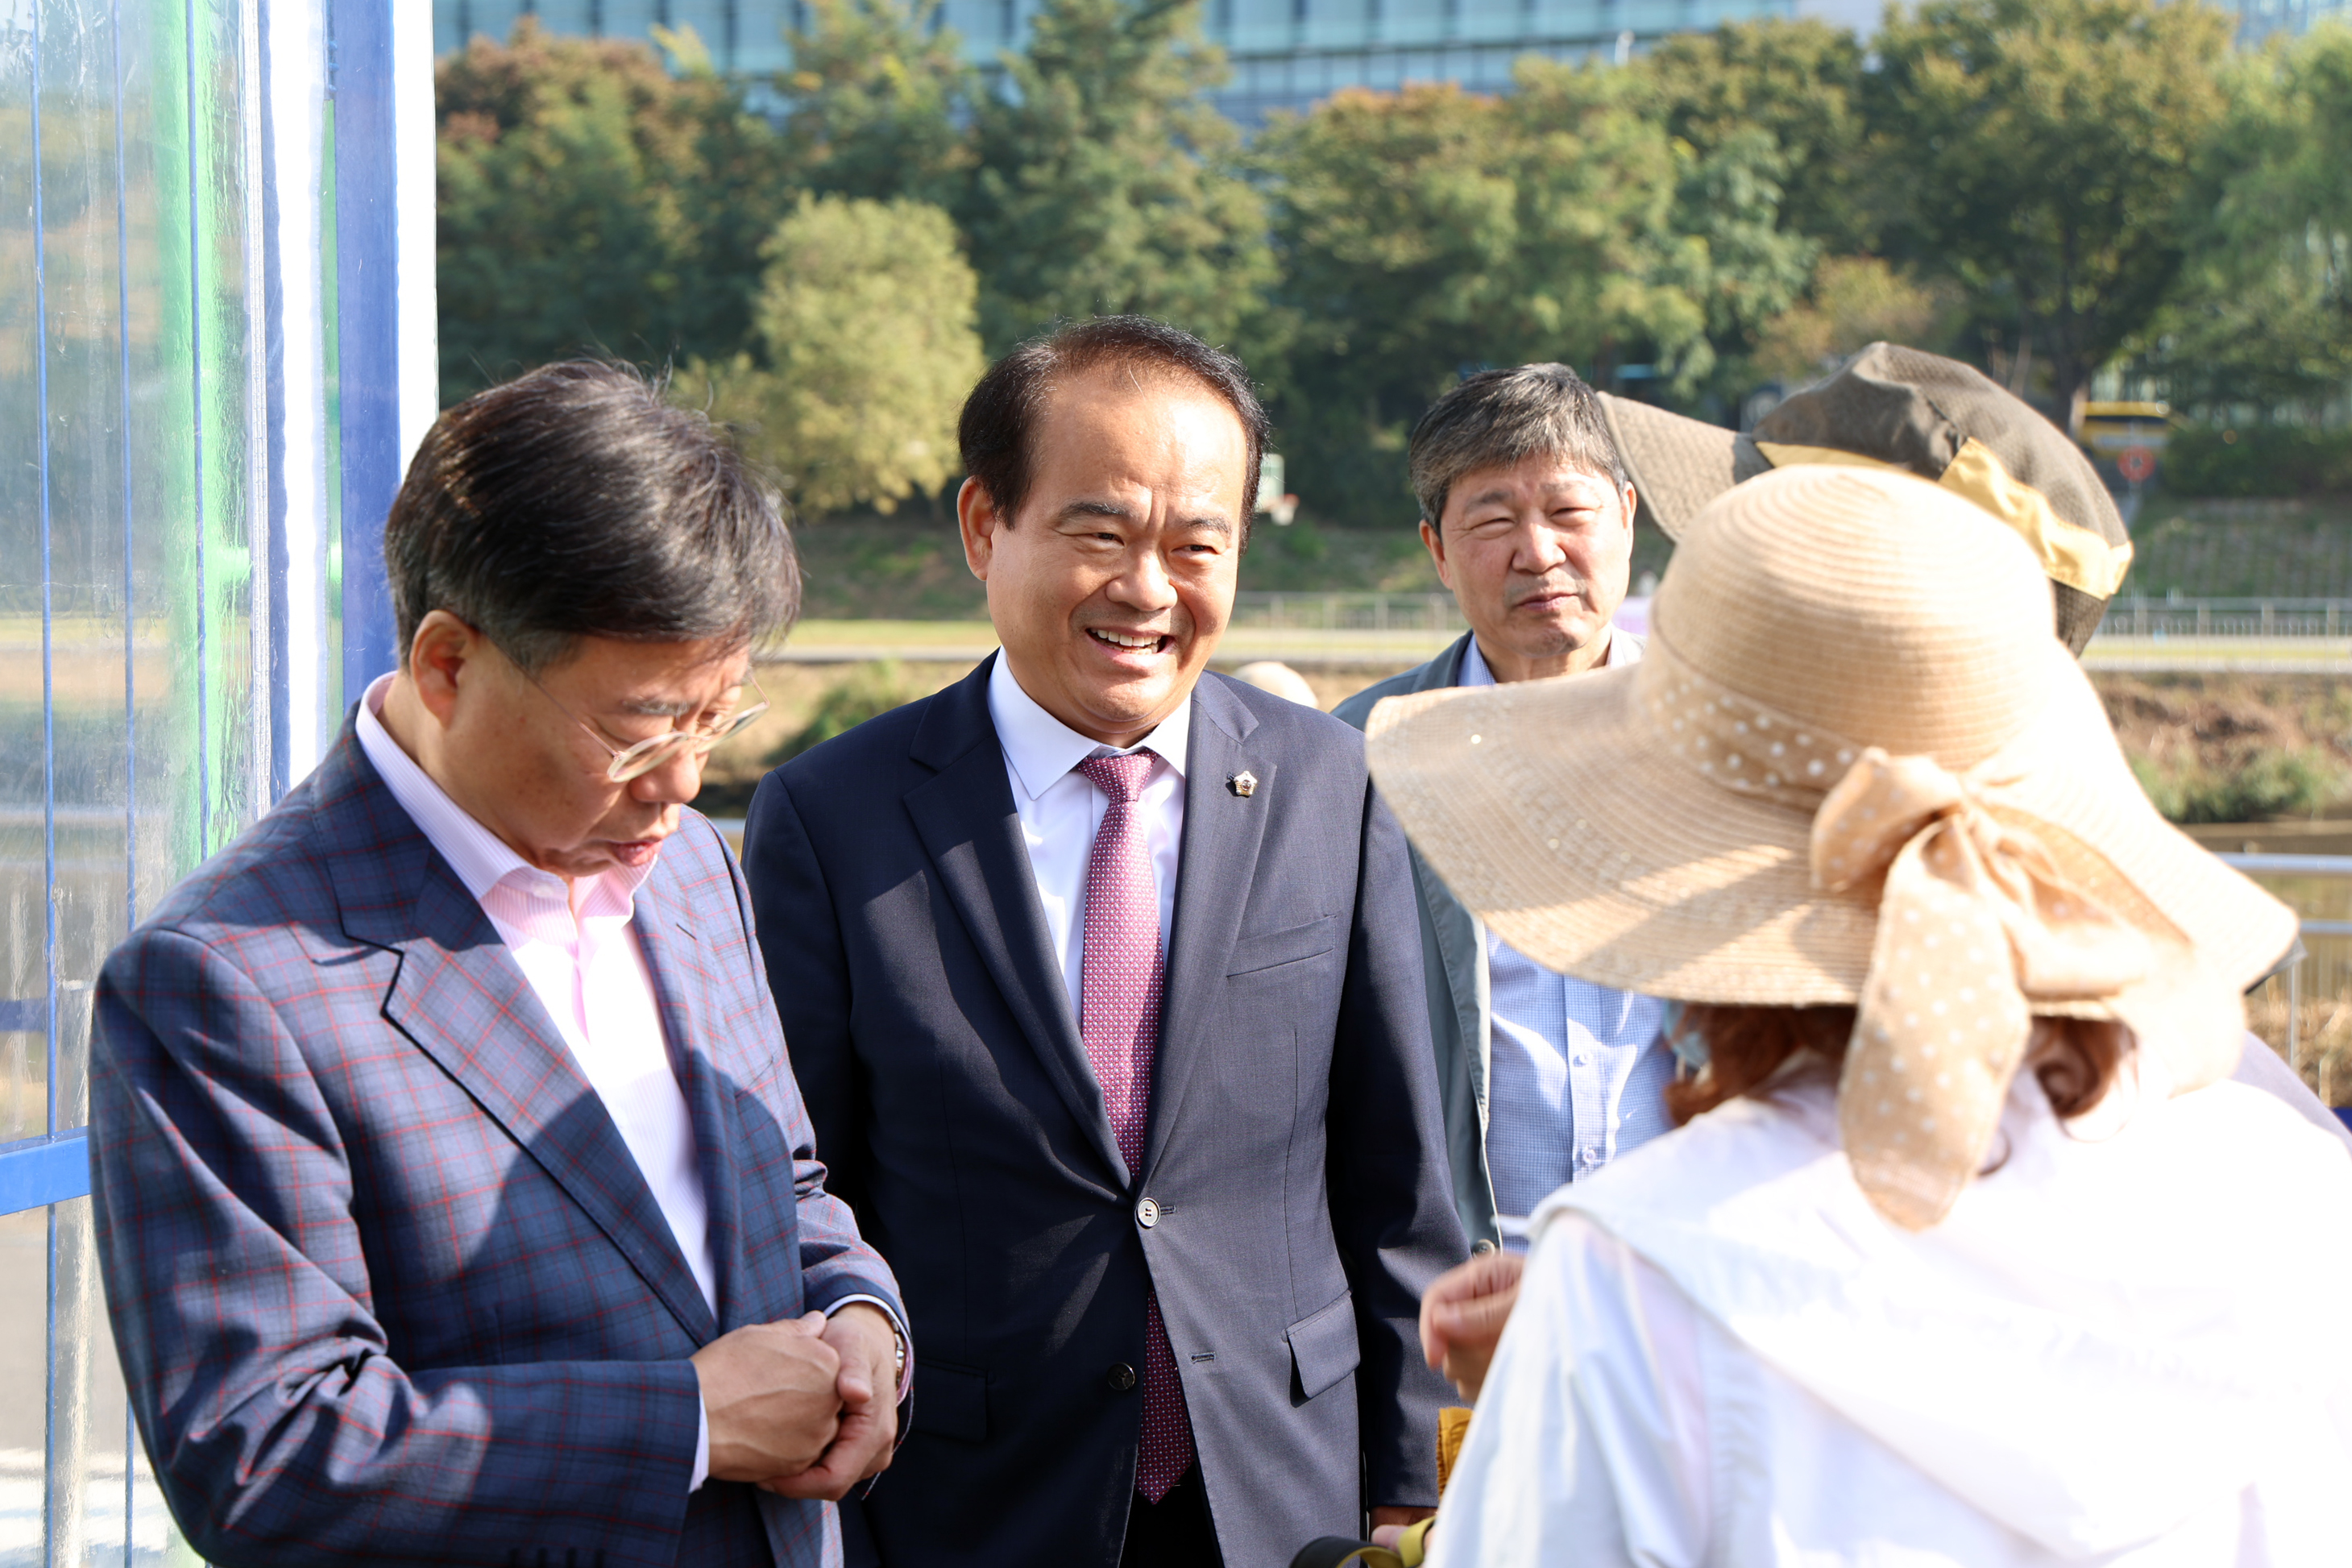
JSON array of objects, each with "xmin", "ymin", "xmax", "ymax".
[{"xmin": 1431, "ymin": 1064, "xmax": 2352, "ymax": 1566}]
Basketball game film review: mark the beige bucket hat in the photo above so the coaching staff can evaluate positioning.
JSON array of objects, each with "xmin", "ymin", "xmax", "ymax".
[
  {"xmin": 1599, "ymin": 343, "xmax": 2134, "ymax": 654},
  {"xmin": 1367, "ymin": 464, "xmax": 2294, "ymax": 1228}
]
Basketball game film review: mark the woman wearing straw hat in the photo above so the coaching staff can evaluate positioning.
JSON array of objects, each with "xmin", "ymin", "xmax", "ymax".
[{"xmin": 1364, "ymin": 464, "xmax": 2352, "ymax": 1564}]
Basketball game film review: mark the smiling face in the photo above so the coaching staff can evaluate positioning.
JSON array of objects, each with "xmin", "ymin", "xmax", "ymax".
[
  {"xmin": 383, "ymin": 612, "xmax": 754, "ymax": 880},
  {"xmin": 1423, "ymin": 454, "xmax": 1636, "ymax": 684},
  {"xmin": 958, "ymin": 364, "xmax": 1247, "ymax": 747}
]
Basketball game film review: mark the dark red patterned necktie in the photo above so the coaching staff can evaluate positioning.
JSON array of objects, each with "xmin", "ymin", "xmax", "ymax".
[{"xmin": 1076, "ymin": 751, "xmax": 1195, "ymax": 1501}]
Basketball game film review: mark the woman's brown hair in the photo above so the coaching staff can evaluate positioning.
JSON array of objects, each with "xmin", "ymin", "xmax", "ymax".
[{"xmin": 1665, "ymin": 1005, "xmax": 2130, "ymax": 1126}]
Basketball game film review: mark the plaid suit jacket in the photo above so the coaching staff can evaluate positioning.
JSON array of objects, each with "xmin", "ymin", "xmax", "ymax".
[{"xmin": 89, "ymin": 722, "xmax": 902, "ymax": 1568}]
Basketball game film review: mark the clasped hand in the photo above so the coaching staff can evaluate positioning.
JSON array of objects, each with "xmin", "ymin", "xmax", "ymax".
[
  {"xmin": 691, "ymin": 1305, "xmax": 900, "ymax": 1500},
  {"xmin": 1418, "ymin": 1249, "xmax": 1524, "ymax": 1403}
]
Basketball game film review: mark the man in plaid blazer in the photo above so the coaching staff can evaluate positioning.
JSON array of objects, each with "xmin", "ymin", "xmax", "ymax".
[{"xmin": 90, "ymin": 363, "xmax": 906, "ymax": 1568}]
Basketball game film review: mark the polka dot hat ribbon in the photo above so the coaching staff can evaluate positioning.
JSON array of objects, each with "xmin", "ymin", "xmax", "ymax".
[
  {"xmin": 1811, "ymin": 749, "xmax": 2154, "ymax": 1230},
  {"xmin": 1641, "ymin": 640, "xmax": 2160, "ymax": 1230}
]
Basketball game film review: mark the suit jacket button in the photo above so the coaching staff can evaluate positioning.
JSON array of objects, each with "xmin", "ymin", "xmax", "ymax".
[
  {"xmin": 1107, "ymin": 1362, "xmax": 1139, "ymax": 1392},
  {"xmin": 1136, "ymin": 1197, "xmax": 1160, "ymax": 1229}
]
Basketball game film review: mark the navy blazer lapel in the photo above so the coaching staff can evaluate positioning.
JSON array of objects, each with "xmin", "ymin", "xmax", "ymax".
[
  {"xmin": 1145, "ymin": 678, "xmax": 1271, "ymax": 1181},
  {"xmin": 906, "ymin": 659, "xmax": 1130, "ymax": 1189},
  {"xmin": 633, "ymin": 860, "xmax": 745, "ymax": 1334},
  {"xmin": 320, "ymin": 729, "xmax": 720, "ymax": 1346}
]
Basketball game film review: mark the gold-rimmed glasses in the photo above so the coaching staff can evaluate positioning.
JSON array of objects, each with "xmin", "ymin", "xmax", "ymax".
[{"xmin": 520, "ymin": 663, "xmax": 770, "ymax": 783}]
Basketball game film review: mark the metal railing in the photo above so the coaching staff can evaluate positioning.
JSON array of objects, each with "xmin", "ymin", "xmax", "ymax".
[
  {"xmin": 2221, "ymin": 852, "xmax": 2352, "ymax": 1082},
  {"xmin": 1222, "ymin": 594, "xmax": 2352, "ymax": 642},
  {"xmin": 2093, "ymin": 598, "xmax": 2352, "ymax": 639},
  {"xmin": 1228, "ymin": 591, "xmax": 1469, "ymax": 635}
]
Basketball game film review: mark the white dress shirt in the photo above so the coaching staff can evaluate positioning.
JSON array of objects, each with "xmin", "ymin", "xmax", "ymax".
[
  {"xmin": 1431, "ymin": 1069, "xmax": 2352, "ymax": 1566},
  {"xmin": 986, "ymin": 654, "xmax": 1188, "ymax": 1016},
  {"xmin": 358, "ymin": 675, "xmax": 906, "ymax": 1494}
]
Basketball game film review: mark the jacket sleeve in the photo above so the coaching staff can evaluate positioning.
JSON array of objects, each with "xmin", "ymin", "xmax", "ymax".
[
  {"xmin": 1329, "ymin": 778, "xmax": 1474, "ymax": 1507},
  {"xmin": 716, "ymin": 812, "xmax": 902, "ymax": 1325},
  {"xmin": 739, "ymin": 768, "xmax": 871, "ymax": 1222},
  {"xmin": 89, "ymin": 927, "xmax": 702, "ymax": 1568}
]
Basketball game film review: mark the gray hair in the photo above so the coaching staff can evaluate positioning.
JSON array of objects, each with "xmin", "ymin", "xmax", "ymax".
[{"xmin": 1407, "ymin": 363, "xmax": 1632, "ymax": 525}]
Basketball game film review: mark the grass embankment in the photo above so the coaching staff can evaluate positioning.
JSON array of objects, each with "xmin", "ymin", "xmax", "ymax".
[
  {"xmin": 2118, "ymin": 494, "xmax": 2352, "ymax": 598},
  {"xmin": 786, "ymin": 514, "xmax": 1678, "ymax": 618},
  {"xmin": 786, "ymin": 494, "xmax": 2347, "ymax": 616}
]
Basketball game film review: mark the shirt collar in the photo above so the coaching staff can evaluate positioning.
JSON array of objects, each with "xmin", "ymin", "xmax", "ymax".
[
  {"xmin": 986, "ymin": 653, "xmax": 1192, "ymax": 803},
  {"xmin": 354, "ymin": 673, "xmax": 657, "ymax": 908},
  {"xmin": 1461, "ymin": 624, "xmax": 1629, "ymax": 689}
]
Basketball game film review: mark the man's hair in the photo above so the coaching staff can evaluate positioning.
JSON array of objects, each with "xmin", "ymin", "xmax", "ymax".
[
  {"xmin": 384, "ymin": 359, "xmax": 799, "ymax": 673},
  {"xmin": 1408, "ymin": 363, "xmax": 1632, "ymax": 525},
  {"xmin": 957, "ymin": 315, "xmax": 1271, "ymax": 541}
]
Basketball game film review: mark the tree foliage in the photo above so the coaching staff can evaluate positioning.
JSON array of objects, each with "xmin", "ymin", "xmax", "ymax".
[
  {"xmin": 1634, "ymin": 18, "xmax": 1872, "ymax": 253},
  {"xmin": 1751, "ymin": 256, "xmax": 1963, "ymax": 388},
  {"xmin": 433, "ymin": 3, "xmax": 2351, "ymax": 521},
  {"xmin": 1655, "ymin": 128, "xmax": 1820, "ymax": 399},
  {"xmin": 435, "ymin": 19, "xmax": 792, "ymax": 402},
  {"xmin": 777, "ymin": 0, "xmax": 977, "ymax": 210},
  {"xmin": 2143, "ymin": 26, "xmax": 2352, "ymax": 415},
  {"xmin": 957, "ymin": 0, "xmax": 1274, "ymax": 352},
  {"xmin": 680, "ymin": 196, "xmax": 986, "ymax": 517},
  {"xmin": 1866, "ymin": 0, "xmax": 2234, "ymax": 425},
  {"xmin": 1258, "ymin": 72, "xmax": 1705, "ymax": 519}
]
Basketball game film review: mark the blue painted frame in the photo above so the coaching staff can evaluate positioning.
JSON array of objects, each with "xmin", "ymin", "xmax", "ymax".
[
  {"xmin": 0, "ymin": 1134, "xmax": 93, "ymax": 1220},
  {"xmin": 332, "ymin": 0, "xmax": 406, "ymax": 703}
]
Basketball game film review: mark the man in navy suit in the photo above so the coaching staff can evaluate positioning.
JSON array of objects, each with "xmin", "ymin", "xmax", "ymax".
[
  {"xmin": 90, "ymin": 362, "xmax": 906, "ymax": 1567},
  {"xmin": 742, "ymin": 317, "xmax": 1466, "ymax": 1568}
]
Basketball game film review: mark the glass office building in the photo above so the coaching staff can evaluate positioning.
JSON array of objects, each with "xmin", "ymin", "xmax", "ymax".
[
  {"xmin": 1, "ymin": 3, "xmax": 433, "ymax": 1562},
  {"xmin": 436, "ymin": 0, "xmax": 1801, "ymax": 121},
  {"xmin": 2236, "ymin": 0, "xmax": 2352, "ymax": 44}
]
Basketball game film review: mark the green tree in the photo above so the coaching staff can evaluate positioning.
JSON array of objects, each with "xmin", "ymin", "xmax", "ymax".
[
  {"xmin": 1255, "ymin": 69, "xmax": 1705, "ymax": 521},
  {"xmin": 679, "ymin": 196, "xmax": 986, "ymax": 517},
  {"xmin": 2142, "ymin": 25, "xmax": 2352, "ymax": 416},
  {"xmin": 775, "ymin": 0, "xmax": 977, "ymax": 210},
  {"xmin": 435, "ymin": 20, "xmax": 793, "ymax": 402},
  {"xmin": 1656, "ymin": 128, "xmax": 1821, "ymax": 401},
  {"xmin": 1750, "ymin": 255, "xmax": 1964, "ymax": 387},
  {"xmin": 958, "ymin": 0, "xmax": 1274, "ymax": 352},
  {"xmin": 1635, "ymin": 18, "xmax": 1874, "ymax": 252},
  {"xmin": 1867, "ymin": 0, "xmax": 2233, "ymax": 429}
]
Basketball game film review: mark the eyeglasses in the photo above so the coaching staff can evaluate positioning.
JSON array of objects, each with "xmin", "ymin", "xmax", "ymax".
[{"xmin": 519, "ymin": 664, "xmax": 771, "ymax": 783}]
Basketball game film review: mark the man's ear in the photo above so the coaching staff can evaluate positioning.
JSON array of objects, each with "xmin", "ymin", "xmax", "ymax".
[
  {"xmin": 405, "ymin": 610, "xmax": 483, "ymax": 727},
  {"xmin": 1419, "ymin": 517, "xmax": 1454, "ymax": 593},
  {"xmin": 1620, "ymin": 483, "xmax": 1640, "ymax": 533},
  {"xmin": 957, "ymin": 477, "xmax": 1001, "ymax": 583}
]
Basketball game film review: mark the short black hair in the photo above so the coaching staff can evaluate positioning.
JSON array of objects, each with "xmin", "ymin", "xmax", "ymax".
[
  {"xmin": 1408, "ymin": 363, "xmax": 1631, "ymax": 526},
  {"xmin": 957, "ymin": 315, "xmax": 1271, "ymax": 543},
  {"xmin": 384, "ymin": 359, "xmax": 799, "ymax": 673}
]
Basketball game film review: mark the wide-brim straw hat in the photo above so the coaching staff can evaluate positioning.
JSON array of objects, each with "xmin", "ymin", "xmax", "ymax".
[
  {"xmin": 1599, "ymin": 343, "xmax": 2133, "ymax": 654},
  {"xmin": 1367, "ymin": 465, "xmax": 2295, "ymax": 1226}
]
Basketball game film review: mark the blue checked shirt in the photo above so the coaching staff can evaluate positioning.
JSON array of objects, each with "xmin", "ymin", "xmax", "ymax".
[{"xmin": 1462, "ymin": 637, "xmax": 1677, "ymax": 1235}]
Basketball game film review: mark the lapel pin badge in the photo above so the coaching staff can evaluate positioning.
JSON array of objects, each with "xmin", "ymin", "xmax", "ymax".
[{"xmin": 1228, "ymin": 770, "xmax": 1258, "ymax": 799}]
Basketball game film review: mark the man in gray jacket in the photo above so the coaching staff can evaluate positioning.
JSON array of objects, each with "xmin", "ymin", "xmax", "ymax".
[{"xmin": 1334, "ymin": 364, "xmax": 1670, "ymax": 1266}]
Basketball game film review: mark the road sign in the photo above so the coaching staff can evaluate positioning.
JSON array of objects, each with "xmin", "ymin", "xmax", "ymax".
[{"xmin": 2118, "ymin": 446, "xmax": 2157, "ymax": 484}]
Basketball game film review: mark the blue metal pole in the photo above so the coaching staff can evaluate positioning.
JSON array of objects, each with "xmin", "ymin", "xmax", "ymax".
[{"xmin": 330, "ymin": 0, "xmax": 404, "ymax": 700}]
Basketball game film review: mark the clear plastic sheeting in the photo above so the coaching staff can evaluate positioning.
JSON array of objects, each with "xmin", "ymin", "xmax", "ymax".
[{"xmin": 0, "ymin": 0, "xmax": 421, "ymax": 1562}]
